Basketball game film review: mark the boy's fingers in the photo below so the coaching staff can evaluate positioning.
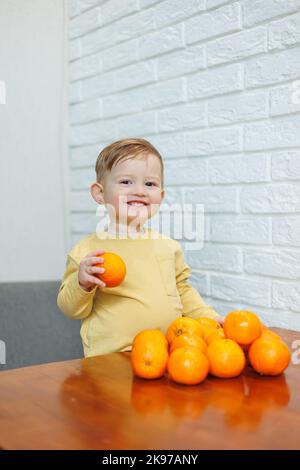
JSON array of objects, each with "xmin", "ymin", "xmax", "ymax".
[
  {"xmin": 86, "ymin": 274, "xmax": 106, "ymax": 287},
  {"xmin": 85, "ymin": 257, "xmax": 105, "ymax": 265},
  {"xmin": 88, "ymin": 266, "xmax": 105, "ymax": 274},
  {"xmin": 85, "ymin": 250, "xmax": 105, "ymax": 258}
]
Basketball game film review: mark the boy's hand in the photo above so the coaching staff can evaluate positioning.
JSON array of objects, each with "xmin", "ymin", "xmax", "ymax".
[
  {"xmin": 78, "ymin": 250, "xmax": 106, "ymax": 292},
  {"xmin": 215, "ymin": 315, "xmax": 225, "ymax": 326}
]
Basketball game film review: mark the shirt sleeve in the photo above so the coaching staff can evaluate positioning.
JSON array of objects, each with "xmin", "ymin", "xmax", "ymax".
[
  {"xmin": 57, "ymin": 254, "xmax": 97, "ymax": 320},
  {"xmin": 174, "ymin": 242, "xmax": 219, "ymax": 320}
]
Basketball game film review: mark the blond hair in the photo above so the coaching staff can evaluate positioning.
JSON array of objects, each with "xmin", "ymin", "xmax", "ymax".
[{"xmin": 95, "ymin": 138, "xmax": 164, "ymax": 187}]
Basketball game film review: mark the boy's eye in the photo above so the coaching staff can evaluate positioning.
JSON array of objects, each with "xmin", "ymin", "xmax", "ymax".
[
  {"xmin": 119, "ymin": 180, "xmax": 157, "ymax": 186},
  {"xmin": 120, "ymin": 180, "xmax": 131, "ymax": 184}
]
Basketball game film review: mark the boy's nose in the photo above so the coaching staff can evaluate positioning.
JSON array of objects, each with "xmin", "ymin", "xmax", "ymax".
[{"xmin": 132, "ymin": 185, "xmax": 147, "ymax": 196}]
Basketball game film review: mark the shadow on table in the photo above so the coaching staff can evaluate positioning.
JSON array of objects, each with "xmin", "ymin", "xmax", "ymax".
[
  {"xmin": 59, "ymin": 352, "xmax": 290, "ymax": 434},
  {"xmin": 130, "ymin": 370, "xmax": 290, "ymax": 429}
]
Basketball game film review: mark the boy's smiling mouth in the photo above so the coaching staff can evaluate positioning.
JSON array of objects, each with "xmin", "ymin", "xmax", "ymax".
[{"xmin": 127, "ymin": 200, "xmax": 149, "ymax": 206}]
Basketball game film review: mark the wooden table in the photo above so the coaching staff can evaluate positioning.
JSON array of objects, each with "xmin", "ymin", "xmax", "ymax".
[{"xmin": 0, "ymin": 328, "xmax": 299, "ymax": 450}]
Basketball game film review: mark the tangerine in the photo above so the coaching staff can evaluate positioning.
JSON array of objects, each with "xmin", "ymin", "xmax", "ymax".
[
  {"xmin": 196, "ymin": 317, "xmax": 221, "ymax": 330},
  {"xmin": 200, "ymin": 326, "xmax": 216, "ymax": 343},
  {"xmin": 133, "ymin": 329, "xmax": 168, "ymax": 350},
  {"xmin": 170, "ymin": 334, "xmax": 207, "ymax": 354},
  {"xmin": 206, "ymin": 339, "xmax": 246, "ymax": 378},
  {"xmin": 248, "ymin": 337, "xmax": 291, "ymax": 376},
  {"xmin": 131, "ymin": 342, "xmax": 169, "ymax": 379},
  {"xmin": 224, "ymin": 310, "xmax": 263, "ymax": 345},
  {"xmin": 96, "ymin": 252, "xmax": 126, "ymax": 287},
  {"xmin": 205, "ymin": 327, "xmax": 225, "ymax": 345},
  {"xmin": 166, "ymin": 317, "xmax": 204, "ymax": 344},
  {"xmin": 260, "ymin": 327, "xmax": 282, "ymax": 342},
  {"xmin": 168, "ymin": 347, "xmax": 209, "ymax": 385}
]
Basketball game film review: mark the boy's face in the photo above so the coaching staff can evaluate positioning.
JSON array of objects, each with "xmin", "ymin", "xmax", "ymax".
[{"xmin": 92, "ymin": 153, "xmax": 165, "ymax": 228}]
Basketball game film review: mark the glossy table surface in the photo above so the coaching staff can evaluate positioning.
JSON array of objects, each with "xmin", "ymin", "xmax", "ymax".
[{"xmin": 0, "ymin": 328, "xmax": 299, "ymax": 450}]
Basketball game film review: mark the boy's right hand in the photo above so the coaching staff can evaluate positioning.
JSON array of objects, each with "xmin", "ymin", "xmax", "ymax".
[{"xmin": 78, "ymin": 250, "xmax": 106, "ymax": 292}]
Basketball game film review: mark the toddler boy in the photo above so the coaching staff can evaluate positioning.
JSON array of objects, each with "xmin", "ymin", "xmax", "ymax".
[{"xmin": 57, "ymin": 138, "xmax": 220, "ymax": 357}]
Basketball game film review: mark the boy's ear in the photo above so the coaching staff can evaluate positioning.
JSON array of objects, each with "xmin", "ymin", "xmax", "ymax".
[
  {"xmin": 161, "ymin": 189, "xmax": 165, "ymax": 200},
  {"xmin": 90, "ymin": 182, "xmax": 105, "ymax": 204}
]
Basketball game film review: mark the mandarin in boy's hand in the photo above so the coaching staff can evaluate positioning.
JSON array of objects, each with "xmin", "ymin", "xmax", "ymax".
[{"xmin": 96, "ymin": 252, "xmax": 126, "ymax": 287}]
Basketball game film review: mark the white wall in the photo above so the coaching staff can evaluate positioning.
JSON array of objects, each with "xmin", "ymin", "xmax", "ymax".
[
  {"xmin": 0, "ymin": 0, "xmax": 69, "ymax": 281},
  {"xmin": 68, "ymin": 0, "xmax": 300, "ymax": 330}
]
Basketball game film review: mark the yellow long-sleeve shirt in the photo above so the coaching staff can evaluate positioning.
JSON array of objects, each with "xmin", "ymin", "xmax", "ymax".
[{"xmin": 57, "ymin": 227, "xmax": 218, "ymax": 357}]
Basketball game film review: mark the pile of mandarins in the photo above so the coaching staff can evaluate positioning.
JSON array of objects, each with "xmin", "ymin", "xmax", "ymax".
[{"xmin": 131, "ymin": 311, "xmax": 291, "ymax": 385}]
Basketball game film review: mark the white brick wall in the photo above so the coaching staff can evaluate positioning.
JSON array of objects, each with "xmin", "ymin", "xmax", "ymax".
[{"xmin": 68, "ymin": 0, "xmax": 300, "ymax": 329}]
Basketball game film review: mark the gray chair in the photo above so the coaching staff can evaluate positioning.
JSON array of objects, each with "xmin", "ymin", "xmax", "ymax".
[{"xmin": 0, "ymin": 281, "xmax": 83, "ymax": 371}]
